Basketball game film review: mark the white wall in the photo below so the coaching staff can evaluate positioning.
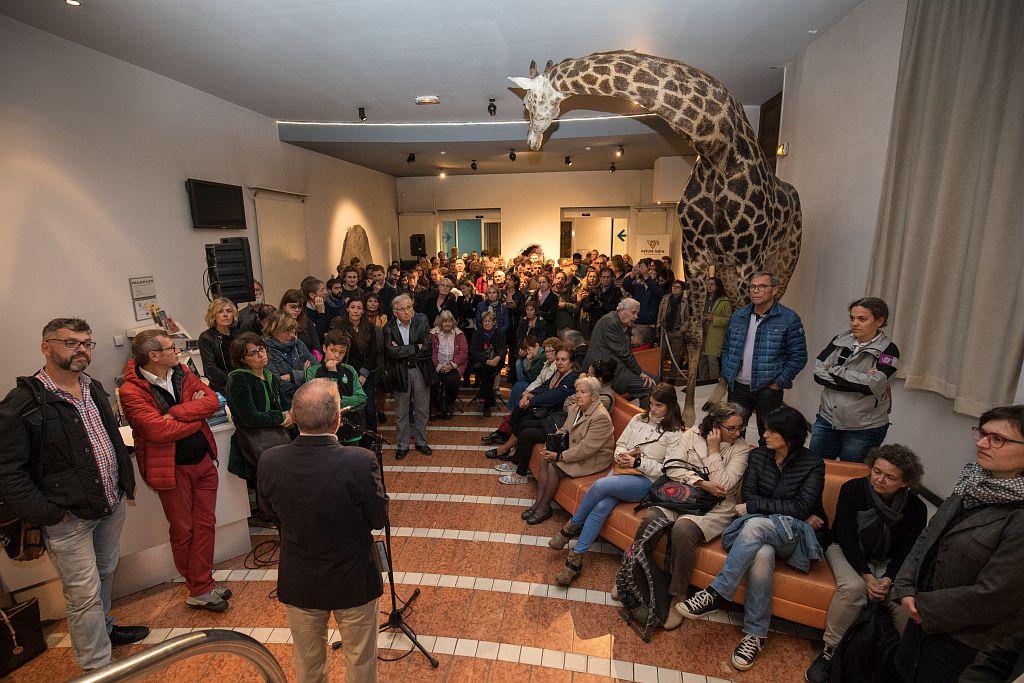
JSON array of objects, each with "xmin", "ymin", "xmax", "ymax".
[
  {"xmin": 777, "ymin": 0, "xmax": 975, "ymax": 497},
  {"xmin": 397, "ymin": 169, "xmax": 676, "ymax": 262},
  {"xmin": 0, "ymin": 16, "xmax": 397, "ymax": 392}
]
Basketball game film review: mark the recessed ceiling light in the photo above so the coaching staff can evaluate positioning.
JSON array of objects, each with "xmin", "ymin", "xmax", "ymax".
[
  {"xmin": 806, "ymin": 29, "xmax": 819, "ymax": 34},
  {"xmin": 565, "ymin": 156, "xmax": 573, "ymax": 166},
  {"xmin": 414, "ymin": 96, "xmax": 440, "ymax": 105},
  {"xmin": 470, "ymin": 160, "xmax": 478, "ymax": 171},
  {"xmin": 616, "ymin": 145, "xmax": 624, "ymax": 158},
  {"xmin": 585, "ymin": 146, "xmax": 592, "ymax": 151},
  {"xmin": 438, "ymin": 170, "xmax": 446, "ymax": 179},
  {"xmin": 406, "ymin": 153, "xmax": 416, "ymax": 163},
  {"xmin": 357, "ymin": 107, "xmax": 367, "ymax": 122},
  {"xmin": 65, "ymin": 0, "xmax": 81, "ymax": 5},
  {"xmin": 509, "ymin": 149, "xmax": 517, "ymax": 161}
]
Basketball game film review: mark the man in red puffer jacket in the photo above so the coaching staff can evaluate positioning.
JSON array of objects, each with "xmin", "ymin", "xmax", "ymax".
[{"xmin": 120, "ymin": 329, "xmax": 229, "ymax": 612}]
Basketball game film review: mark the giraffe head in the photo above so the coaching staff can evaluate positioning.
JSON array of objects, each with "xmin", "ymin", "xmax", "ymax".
[{"xmin": 508, "ymin": 60, "xmax": 567, "ymax": 151}]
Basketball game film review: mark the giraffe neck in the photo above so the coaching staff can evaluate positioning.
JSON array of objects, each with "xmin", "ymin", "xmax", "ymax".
[{"xmin": 550, "ymin": 51, "xmax": 761, "ymax": 165}]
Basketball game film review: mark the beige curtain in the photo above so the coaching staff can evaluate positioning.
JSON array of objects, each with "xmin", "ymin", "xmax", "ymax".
[{"xmin": 867, "ymin": 0, "xmax": 1024, "ymax": 416}]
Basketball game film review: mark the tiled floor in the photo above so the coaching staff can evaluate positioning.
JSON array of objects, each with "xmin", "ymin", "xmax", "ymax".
[{"xmin": 20, "ymin": 386, "xmax": 822, "ymax": 682}]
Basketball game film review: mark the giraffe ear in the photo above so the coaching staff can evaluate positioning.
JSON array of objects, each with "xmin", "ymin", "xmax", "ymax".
[
  {"xmin": 529, "ymin": 60, "xmax": 539, "ymax": 78},
  {"xmin": 544, "ymin": 60, "xmax": 554, "ymax": 73},
  {"xmin": 508, "ymin": 76, "xmax": 539, "ymax": 91}
]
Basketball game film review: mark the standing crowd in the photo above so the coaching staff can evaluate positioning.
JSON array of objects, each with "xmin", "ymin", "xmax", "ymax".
[{"xmin": 0, "ymin": 246, "xmax": 1021, "ymax": 683}]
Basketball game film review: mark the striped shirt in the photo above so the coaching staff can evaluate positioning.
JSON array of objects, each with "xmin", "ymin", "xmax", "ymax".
[{"xmin": 36, "ymin": 370, "xmax": 121, "ymax": 509}]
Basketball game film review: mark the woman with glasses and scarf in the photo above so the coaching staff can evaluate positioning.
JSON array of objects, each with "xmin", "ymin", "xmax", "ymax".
[
  {"xmin": 805, "ymin": 444, "xmax": 926, "ymax": 683},
  {"xmin": 891, "ymin": 405, "xmax": 1024, "ymax": 682}
]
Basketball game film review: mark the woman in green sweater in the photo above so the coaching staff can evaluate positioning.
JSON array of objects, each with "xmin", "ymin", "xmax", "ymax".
[
  {"xmin": 225, "ymin": 332, "xmax": 292, "ymax": 487},
  {"xmin": 699, "ymin": 276, "xmax": 733, "ymax": 382},
  {"xmin": 305, "ymin": 329, "xmax": 367, "ymax": 445}
]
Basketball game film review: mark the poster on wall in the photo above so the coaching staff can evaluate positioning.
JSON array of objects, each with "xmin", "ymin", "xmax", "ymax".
[
  {"xmin": 129, "ymin": 276, "xmax": 158, "ymax": 322},
  {"xmin": 637, "ymin": 235, "xmax": 670, "ymax": 260}
]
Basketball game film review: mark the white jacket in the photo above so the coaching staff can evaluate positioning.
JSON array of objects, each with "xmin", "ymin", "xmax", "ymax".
[{"xmin": 614, "ymin": 414, "xmax": 684, "ymax": 482}]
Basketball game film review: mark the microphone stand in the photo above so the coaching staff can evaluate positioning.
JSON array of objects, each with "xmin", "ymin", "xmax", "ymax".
[{"xmin": 330, "ymin": 416, "xmax": 439, "ymax": 668}]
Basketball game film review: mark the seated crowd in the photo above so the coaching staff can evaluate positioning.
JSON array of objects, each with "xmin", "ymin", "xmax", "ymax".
[{"xmin": 0, "ymin": 248, "xmax": 1021, "ymax": 683}]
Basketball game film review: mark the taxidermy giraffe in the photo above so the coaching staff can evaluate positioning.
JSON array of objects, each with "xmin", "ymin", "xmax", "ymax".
[{"xmin": 510, "ymin": 51, "xmax": 802, "ymax": 424}]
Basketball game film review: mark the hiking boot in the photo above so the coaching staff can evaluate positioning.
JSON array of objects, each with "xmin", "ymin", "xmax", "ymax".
[
  {"xmin": 731, "ymin": 634, "xmax": 766, "ymax": 671},
  {"xmin": 548, "ymin": 520, "xmax": 583, "ymax": 550},
  {"xmin": 804, "ymin": 646, "xmax": 835, "ymax": 682},
  {"xmin": 676, "ymin": 587, "xmax": 721, "ymax": 620},
  {"xmin": 555, "ymin": 551, "xmax": 584, "ymax": 586},
  {"xmin": 662, "ymin": 601, "xmax": 684, "ymax": 630}
]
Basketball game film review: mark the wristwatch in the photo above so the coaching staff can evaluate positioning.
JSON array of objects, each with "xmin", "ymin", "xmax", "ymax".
[{"xmin": 632, "ymin": 455, "xmax": 642, "ymax": 469}]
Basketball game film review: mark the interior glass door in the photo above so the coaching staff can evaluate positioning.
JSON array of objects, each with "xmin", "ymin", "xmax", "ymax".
[{"xmin": 456, "ymin": 219, "xmax": 482, "ymax": 255}]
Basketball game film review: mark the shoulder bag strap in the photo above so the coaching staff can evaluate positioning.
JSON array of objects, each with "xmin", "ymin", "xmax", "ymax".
[{"xmin": 0, "ymin": 607, "xmax": 23, "ymax": 654}]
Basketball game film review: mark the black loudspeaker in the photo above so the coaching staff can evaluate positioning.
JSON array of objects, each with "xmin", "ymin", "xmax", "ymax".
[
  {"xmin": 409, "ymin": 233, "xmax": 427, "ymax": 257},
  {"xmin": 205, "ymin": 237, "xmax": 256, "ymax": 304}
]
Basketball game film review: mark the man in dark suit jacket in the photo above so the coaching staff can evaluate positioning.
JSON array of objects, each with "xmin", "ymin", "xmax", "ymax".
[
  {"xmin": 582, "ymin": 299, "xmax": 654, "ymax": 407},
  {"xmin": 259, "ymin": 379, "xmax": 388, "ymax": 683},
  {"xmin": 383, "ymin": 293, "xmax": 435, "ymax": 460}
]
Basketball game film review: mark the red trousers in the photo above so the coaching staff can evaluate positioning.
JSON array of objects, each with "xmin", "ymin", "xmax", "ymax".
[{"xmin": 156, "ymin": 457, "xmax": 218, "ymax": 597}]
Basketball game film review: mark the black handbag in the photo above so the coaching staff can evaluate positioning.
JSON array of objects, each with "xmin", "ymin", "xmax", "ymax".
[
  {"xmin": 0, "ymin": 599, "xmax": 46, "ymax": 676},
  {"xmin": 635, "ymin": 459, "xmax": 722, "ymax": 515},
  {"xmin": 234, "ymin": 425, "xmax": 292, "ymax": 467},
  {"xmin": 545, "ymin": 431, "xmax": 569, "ymax": 454}
]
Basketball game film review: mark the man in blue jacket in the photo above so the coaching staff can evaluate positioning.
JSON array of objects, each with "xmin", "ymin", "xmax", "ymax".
[{"xmin": 720, "ymin": 272, "xmax": 807, "ymax": 443}]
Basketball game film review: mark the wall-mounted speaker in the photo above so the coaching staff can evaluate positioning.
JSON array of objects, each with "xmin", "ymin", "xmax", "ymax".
[
  {"xmin": 409, "ymin": 233, "xmax": 427, "ymax": 257},
  {"xmin": 205, "ymin": 236, "xmax": 255, "ymax": 304}
]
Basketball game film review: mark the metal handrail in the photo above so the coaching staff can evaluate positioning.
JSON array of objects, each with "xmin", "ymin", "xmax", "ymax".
[{"xmin": 67, "ymin": 629, "xmax": 287, "ymax": 683}]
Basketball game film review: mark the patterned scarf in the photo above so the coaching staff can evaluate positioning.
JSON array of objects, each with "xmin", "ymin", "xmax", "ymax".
[{"xmin": 952, "ymin": 462, "xmax": 1024, "ymax": 510}]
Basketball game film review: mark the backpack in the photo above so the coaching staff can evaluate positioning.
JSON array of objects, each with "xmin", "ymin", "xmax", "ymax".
[
  {"xmin": 615, "ymin": 513, "xmax": 674, "ymax": 642},
  {"xmin": 829, "ymin": 601, "xmax": 902, "ymax": 682}
]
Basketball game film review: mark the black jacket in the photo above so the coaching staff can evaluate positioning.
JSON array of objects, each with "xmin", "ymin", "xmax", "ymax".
[
  {"xmin": 417, "ymin": 290, "xmax": 458, "ymax": 328},
  {"xmin": 532, "ymin": 291, "xmax": 560, "ymax": 328},
  {"xmin": 470, "ymin": 328, "xmax": 508, "ymax": 367},
  {"xmin": 197, "ymin": 325, "xmax": 235, "ymax": 394},
  {"xmin": 830, "ymin": 476, "xmax": 926, "ymax": 580},
  {"xmin": 515, "ymin": 317, "xmax": 548, "ymax": 350},
  {"xmin": 961, "ymin": 629, "xmax": 1024, "ymax": 683},
  {"xmin": 0, "ymin": 375, "xmax": 135, "ymax": 525},
  {"xmin": 742, "ymin": 446, "xmax": 827, "ymax": 543},
  {"xmin": 382, "ymin": 313, "xmax": 436, "ymax": 392},
  {"xmin": 258, "ymin": 435, "xmax": 388, "ymax": 610}
]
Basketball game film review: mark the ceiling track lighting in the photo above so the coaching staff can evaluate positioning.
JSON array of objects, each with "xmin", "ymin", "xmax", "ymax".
[
  {"xmin": 509, "ymin": 149, "xmax": 517, "ymax": 161},
  {"xmin": 564, "ymin": 156, "xmax": 573, "ymax": 166},
  {"xmin": 487, "ymin": 98, "xmax": 497, "ymax": 116},
  {"xmin": 609, "ymin": 163, "xmax": 617, "ymax": 173},
  {"xmin": 358, "ymin": 107, "xmax": 367, "ymax": 122},
  {"xmin": 616, "ymin": 145, "xmax": 624, "ymax": 158},
  {"xmin": 470, "ymin": 160, "xmax": 478, "ymax": 171},
  {"xmin": 406, "ymin": 153, "xmax": 416, "ymax": 163}
]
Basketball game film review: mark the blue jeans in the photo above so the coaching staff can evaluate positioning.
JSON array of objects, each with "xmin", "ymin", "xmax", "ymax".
[
  {"xmin": 570, "ymin": 474, "xmax": 652, "ymax": 553},
  {"xmin": 44, "ymin": 499, "xmax": 125, "ymax": 670},
  {"xmin": 709, "ymin": 516, "xmax": 795, "ymax": 638},
  {"xmin": 507, "ymin": 379, "xmax": 531, "ymax": 415},
  {"xmin": 809, "ymin": 414, "xmax": 889, "ymax": 463}
]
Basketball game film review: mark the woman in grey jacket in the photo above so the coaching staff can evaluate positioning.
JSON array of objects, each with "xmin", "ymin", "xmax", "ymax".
[{"xmin": 810, "ymin": 298, "xmax": 899, "ymax": 462}]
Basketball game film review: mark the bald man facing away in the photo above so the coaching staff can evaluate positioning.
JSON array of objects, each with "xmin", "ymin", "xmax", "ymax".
[{"xmin": 258, "ymin": 379, "xmax": 388, "ymax": 683}]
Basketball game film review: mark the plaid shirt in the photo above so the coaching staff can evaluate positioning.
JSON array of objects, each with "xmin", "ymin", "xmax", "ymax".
[{"xmin": 36, "ymin": 370, "xmax": 121, "ymax": 508}]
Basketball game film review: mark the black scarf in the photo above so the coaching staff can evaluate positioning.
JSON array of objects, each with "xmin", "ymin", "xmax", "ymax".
[
  {"xmin": 665, "ymin": 294, "xmax": 684, "ymax": 331},
  {"xmin": 856, "ymin": 485, "xmax": 907, "ymax": 560}
]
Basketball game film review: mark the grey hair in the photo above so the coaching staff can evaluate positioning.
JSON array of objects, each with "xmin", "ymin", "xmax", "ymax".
[
  {"xmin": 617, "ymin": 297, "xmax": 641, "ymax": 312},
  {"xmin": 435, "ymin": 309, "xmax": 457, "ymax": 327},
  {"xmin": 574, "ymin": 375, "xmax": 601, "ymax": 397},
  {"xmin": 749, "ymin": 271, "xmax": 779, "ymax": 286},
  {"xmin": 42, "ymin": 317, "xmax": 91, "ymax": 338},
  {"xmin": 481, "ymin": 310, "xmax": 497, "ymax": 323},
  {"xmin": 698, "ymin": 401, "xmax": 747, "ymax": 438},
  {"xmin": 391, "ymin": 292, "xmax": 414, "ymax": 312},
  {"xmin": 131, "ymin": 329, "xmax": 171, "ymax": 368},
  {"xmin": 561, "ymin": 329, "xmax": 584, "ymax": 348},
  {"xmin": 291, "ymin": 379, "xmax": 341, "ymax": 434}
]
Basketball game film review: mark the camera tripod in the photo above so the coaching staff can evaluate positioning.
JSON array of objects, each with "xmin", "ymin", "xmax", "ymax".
[{"xmin": 330, "ymin": 417, "xmax": 439, "ymax": 668}]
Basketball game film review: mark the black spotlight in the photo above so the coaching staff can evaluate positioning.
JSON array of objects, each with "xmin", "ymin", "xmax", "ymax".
[
  {"xmin": 564, "ymin": 156, "xmax": 572, "ymax": 166},
  {"xmin": 616, "ymin": 145, "xmax": 624, "ymax": 158},
  {"xmin": 509, "ymin": 149, "xmax": 517, "ymax": 161},
  {"xmin": 471, "ymin": 160, "xmax": 478, "ymax": 171},
  {"xmin": 609, "ymin": 162, "xmax": 616, "ymax": 173},
  {"xmin": 487, "ymin": 98, "xmax": 497, "ymax": 116},
  {"xmin": 358, "ymin": 107, "xmax": 367, "ymax": 122},
  {"xmin": 406, "ymin": 153, "xmax": 416, "ymax": 163}
]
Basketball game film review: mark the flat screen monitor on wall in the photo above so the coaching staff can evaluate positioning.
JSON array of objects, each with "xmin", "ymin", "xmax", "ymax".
[{"xmin": 185, "ymin": 179, "xmax": 247, "ymax": 230}]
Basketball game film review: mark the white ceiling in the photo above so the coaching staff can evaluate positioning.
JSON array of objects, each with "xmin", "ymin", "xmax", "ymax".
[{"xmin": 1, "ymin": 0, "xmax": 862, "ymax": 175}]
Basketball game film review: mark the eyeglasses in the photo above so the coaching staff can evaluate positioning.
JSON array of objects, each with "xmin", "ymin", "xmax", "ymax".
[
  {"xmin": 158, "ymin": 346, "xmax": 178, "ymax": 353},
  {"xmin": 394, "ymin": 305, "xmax": 413, "ymax": 312},
  {"xmin": 45, "ymin": 339, "xmax": 97, "ymax": 350},
  {"xmin": 972, "ymin": 427, "xmax": 1024, "ymax": 449},
  {"xmin": 244, "ymin": 348, "xmax": 267, "ymax": 358},
  {"xmin": 718, "ymin": 423, "xmax": 743, "ymax": 433},
  {"xmin": 749, "ymin": 284, "xmax": 774, "ymax": 292}
]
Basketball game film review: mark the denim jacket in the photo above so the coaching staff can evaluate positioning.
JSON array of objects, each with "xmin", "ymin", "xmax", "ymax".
[
  {"xmin": 722, "ymin": 513, "xmax": 824, "ymax": 573},
  {"xmin": 720, "ymin": 301, "xmax": 807, "ymax": 391}
]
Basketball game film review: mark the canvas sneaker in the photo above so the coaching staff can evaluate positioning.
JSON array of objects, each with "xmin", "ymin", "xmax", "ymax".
[
  {"xmin": 499, "ymin": 473, "xmax": 530, "ymax": 485},
  {"xmin": 676, "ymin": 588, "xmax": 721, "ymax": 619},
  {"xmin": 731, "ymin": 634, "xmax": 766, "ymax": 671}
]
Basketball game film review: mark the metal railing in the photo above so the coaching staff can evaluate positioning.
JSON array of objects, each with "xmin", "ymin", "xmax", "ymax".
[{"xmin": 68, "ymin": 629, "xmax": 287, "ymax": 683}]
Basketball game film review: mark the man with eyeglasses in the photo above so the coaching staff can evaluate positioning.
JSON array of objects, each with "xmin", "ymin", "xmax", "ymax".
[
  {"xmin": 383, "ymin": 294, "xmax": 434, "ymax": 460},
  {"xmin": 120, "ymin": 329, "xmax": 228, "ymax": 612},
  {"xmin": 0, "ymin": 318, "xmax": 149, "ymax": 670},
  {"xmin": 719, "ymin": 271, "xmax": 808, "ymax": 444}
]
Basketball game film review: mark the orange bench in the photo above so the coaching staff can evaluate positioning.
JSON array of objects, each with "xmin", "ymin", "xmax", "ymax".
[
  {"xmin": 528, "ymin": 394, "xmax": 867, "ymax": 629},
  {"xmin": 633, "ymin": 346, "xmax": 662, "ymax": 380}
]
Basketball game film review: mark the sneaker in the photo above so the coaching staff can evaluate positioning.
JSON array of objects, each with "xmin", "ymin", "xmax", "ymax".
[
  {"xmin": 211, "ymin": 586, "xmax": 233, "ymax": 601},
  {"xmin": 186, "ymin": 591, "xmax": 230, "ymax": 613},
  {"xmin": 499, "ymin": 473, "xmax": 530, "ymax": 485},
  {"xmin": 662, "ymin": 602, "xmax": 684, "ymax": 630},
  {"xmin": 495, "ymin": 462, "xmax": 516, "ymax": 473},
  {"xmin": 731, "ymin": 634, "xmax": 766, "ymax": 671},
  {"xmin": 676, "ymin": 588, "xmax": 721, "ymax": 620},
  {"xmin": 804, "ymin": 646, "xmax": 835, "ymax": 682}
]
